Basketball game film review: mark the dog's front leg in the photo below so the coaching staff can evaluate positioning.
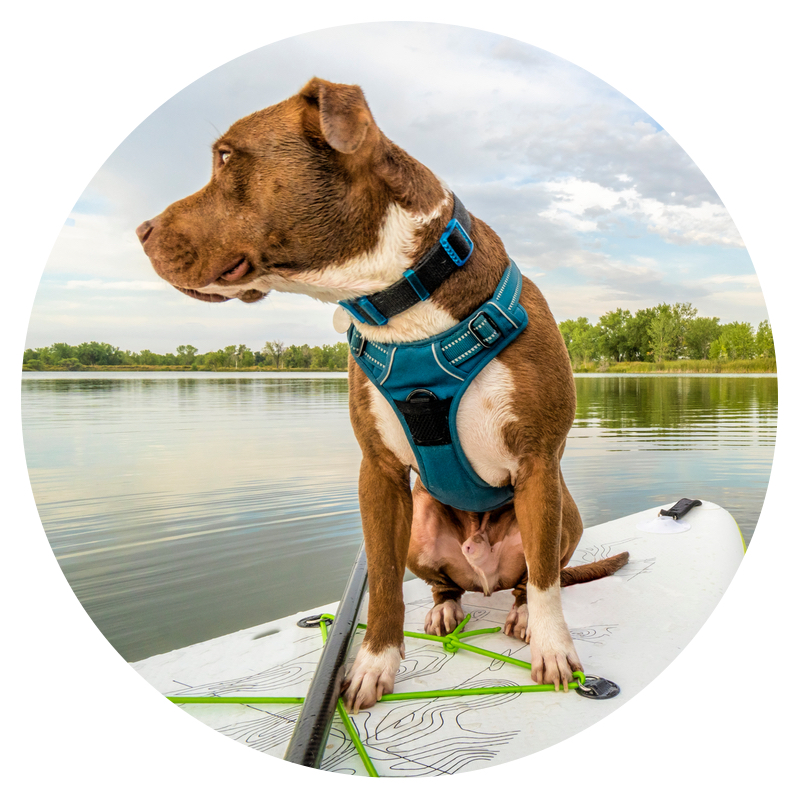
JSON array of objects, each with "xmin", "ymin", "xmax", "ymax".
[
  {"xmin": 514, "ymin": 457, "xmax": 583, "ymax": 691},
  {"xmin": 342, "ymin": 455, "xmax": 413, "ymax": 712}
]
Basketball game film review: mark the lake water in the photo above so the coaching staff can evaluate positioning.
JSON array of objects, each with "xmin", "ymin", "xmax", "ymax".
[{"xmin": 21, "ymin": 372, "xmax": 777, "ymax": 662}]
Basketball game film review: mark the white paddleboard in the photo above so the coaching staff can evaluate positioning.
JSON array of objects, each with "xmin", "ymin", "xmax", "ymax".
[{"xmin": 132, "ymin": 500, "xmax": 744, "ymax": 776}]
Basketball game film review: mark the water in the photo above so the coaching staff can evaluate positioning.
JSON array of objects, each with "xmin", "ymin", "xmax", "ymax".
[{"xmin": 21, "ymin": 372, "xmax": 777, "ymax": 662}]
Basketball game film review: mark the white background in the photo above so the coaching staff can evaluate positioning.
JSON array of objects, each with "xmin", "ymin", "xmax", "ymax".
[{"xmin": 3, "ymin": 1, "xmax": 796, "ymax": 797}]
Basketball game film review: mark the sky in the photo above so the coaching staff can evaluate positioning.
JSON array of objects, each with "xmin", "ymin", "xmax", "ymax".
[{"xmin": 26, "ymin": 21, "xmax": 767, "ymax": 355}]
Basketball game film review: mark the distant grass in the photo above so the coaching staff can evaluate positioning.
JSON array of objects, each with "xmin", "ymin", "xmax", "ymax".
[
  {"xmin": 21, "ymin": 364, "xmax": 347, "ymax": 373},
  {"xmin": 22, "ymin": 359, "xmax": 777, "ymax": 375},
  {"xmin": 572, "ymin": 357, "xmax": 776, "ymax": 374}
]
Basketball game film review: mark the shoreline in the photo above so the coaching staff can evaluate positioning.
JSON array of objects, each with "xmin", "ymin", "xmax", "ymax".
[{"xmin": 22, "ymin": 363, "xmax": 777, "ymax": 376}]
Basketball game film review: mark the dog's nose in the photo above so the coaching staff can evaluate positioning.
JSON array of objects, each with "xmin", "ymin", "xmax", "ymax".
[{"xmin": 136, "ymin": 220, "xmax": 154, "ymax": 244}]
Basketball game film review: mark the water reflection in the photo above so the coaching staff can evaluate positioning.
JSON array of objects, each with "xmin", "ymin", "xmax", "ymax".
[
  {"xmin": 22, "ymin": 373, "xmax": 776, "ymax": 661},
  {"xmin": 565, "ymin": 375, "xmax": 777, "ymax": 543}
]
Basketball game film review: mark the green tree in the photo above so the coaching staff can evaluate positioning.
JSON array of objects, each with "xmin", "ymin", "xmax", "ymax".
[
  {"xmin": 202, "ymin": 350, "xmax": 224, "ymax": 370},
  {"xmin": 330, "ymin": 341, "xmax": 349, "ymax": 370},
  {"xmin": 598, "ymin": 308, "xmax": 633, "ymax": 362},
  {"xmin": 262, "ymin": 340, "xmax": 286, "ymax": 369},
  {"xmin": 222, "ymin": 345, "xmax": 237, "ymax": 368},
  {"xmin": 176, "ymin": 344, "xmax": 198, "ymax": 366},
  {"xmin": 283, "ymin": 344, "xmax": 312, "ymax": 369},
  {"xmin": 755, "ymin": 320, "xmax": 775, "ymax": 358},
  {"xmin": 236, "ymin": 345, "xmax": 255, "ymax": 369},
  {"xmin": 76, "ymin": 341, "xmax": 123, "ymax": 366},
  {"xmin": 684, "ymin": 316, "xmax": 721, "ymax": 360},
  {"xmin": 647, "ymin": 306, "xmax": 680, "ymax": 361},
  {"xmin": 558, "ymin": 317, "xmax": 600, "ymax": 365},
  {"xmin": 711, "ymin": 322, "xmax": 755, "ymax": 360},
  {"xmin": 307, "ymin": 342, "xmax": 350, "ymax": 370},
  {"xmin": 646, "ymin": 303, "xmax": 696, "ymax": 361},
  {"xmin": 137, "ymin": 349, "xmax": 161, "ymax": 366},
  {"xmin": 50, "ymin": 342, "xmax": 76, "ymax": 362},
  {"xmin": 626, "ymin": 308, "xmax": 657, "ymax": 361}
]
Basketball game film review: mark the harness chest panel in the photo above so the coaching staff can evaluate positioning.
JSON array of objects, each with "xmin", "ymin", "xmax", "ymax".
[{"xmin": 348, "ymin": 262, "xmax": 528, "ymax": 513}]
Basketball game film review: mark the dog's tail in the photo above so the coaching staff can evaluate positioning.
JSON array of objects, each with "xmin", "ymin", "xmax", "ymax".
[{"xmin": 560, "ymin": 552, "xmax": 629, "ymax": 587}]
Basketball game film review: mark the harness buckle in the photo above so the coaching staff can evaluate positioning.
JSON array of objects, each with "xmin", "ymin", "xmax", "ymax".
[
  {"xmin": 439, "ymin": 218, "xmax": 474, "ymax": 267},
  {"xmin": 403, "ymin": 269, "xmax": 430, "ymax": 301},
  {"xmin": 339, "ymin": 299, "xmax": 369, "ymax": 325},
  {"xmin": 467, "ymin": 312, "xmax": 500, "ymax": 349},
  {"xmin": 339, "ymin": 298, "xmax": 388, "ymax": 327}
]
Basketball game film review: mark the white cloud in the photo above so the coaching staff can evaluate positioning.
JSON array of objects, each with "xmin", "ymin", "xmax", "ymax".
[
  {"xmin": 26, "ymin": 22, "xmax": 767, "ymax": 349},
  {"xmin": 45, "ymin": 211, "xmax": 150, "ymax": 280},
  {"xmin": 65, "ymin": 279, "xmax": 168, "ymax": 291},
  {"xmin": 539, "ymin": 177, "xmax": 744, "ymax": 247}
]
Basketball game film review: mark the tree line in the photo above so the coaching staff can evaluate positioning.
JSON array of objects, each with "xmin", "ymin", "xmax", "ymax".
[
  {"xmin": 22, "ymin": 304, "xmax": 775, "ymax": 372},
  {"xmin": 559, "ymin": 304, "xmax": 774, "ymax": 367},
  {"xmin": 22, "ymin": 340, "xmax": 351, "ymax": 371}
]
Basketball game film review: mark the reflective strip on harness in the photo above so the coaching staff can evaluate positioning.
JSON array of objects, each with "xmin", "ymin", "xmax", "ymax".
[{"xmin": 348, "ymin": 261, "xmax": 528, "ymax": 513}]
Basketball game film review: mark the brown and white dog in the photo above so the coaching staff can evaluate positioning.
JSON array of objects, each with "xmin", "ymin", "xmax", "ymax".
[{"xmin": 137, "ymin": 77, "xmax": 612, "ymax": 712}]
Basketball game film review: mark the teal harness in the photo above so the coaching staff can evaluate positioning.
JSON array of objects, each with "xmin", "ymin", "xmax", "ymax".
[{"xmin": 344, "ymin": 201, "xmax": 528, "ymax": 512}]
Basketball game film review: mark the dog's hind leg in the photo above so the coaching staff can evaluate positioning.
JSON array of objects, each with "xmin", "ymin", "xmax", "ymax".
[
  {"xmin": 559, "ymin": 468, "xmax": 583, "ymax": 566},
  {"xmin": 514, "ymin": 455, "xmax": 583, "ymax": 692},
  {"xmin": 504, "ymin": 580, "xmax": 529, "ymax": 641},
  {"xmin": 341, "ymin": 454, "xmax": 413, "ymax": 713}
]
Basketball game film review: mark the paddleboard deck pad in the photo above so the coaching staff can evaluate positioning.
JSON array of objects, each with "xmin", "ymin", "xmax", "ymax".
[{"xmin": 132, "ymin": 500, "xmax": 744, "ymax": 776}]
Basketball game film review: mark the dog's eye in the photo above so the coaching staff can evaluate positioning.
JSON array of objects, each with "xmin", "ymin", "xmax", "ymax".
[{"xmin": 217, "ymin": 149, "xmax": 232, "ymax": 167}]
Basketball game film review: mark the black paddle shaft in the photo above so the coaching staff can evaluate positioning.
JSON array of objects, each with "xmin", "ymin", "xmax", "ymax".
[{"xmin": 284, "ymin": 542, "xmax": 369, "ymax": 769}]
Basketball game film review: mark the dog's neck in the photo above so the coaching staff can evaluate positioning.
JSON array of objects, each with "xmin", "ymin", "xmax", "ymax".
[{"xmin": 266, "ymin": 188, "xmax": 511, "ymax": 345}]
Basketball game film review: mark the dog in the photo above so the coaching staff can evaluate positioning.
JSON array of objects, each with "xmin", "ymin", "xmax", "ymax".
[{"xmin": 137, "ymin": 77, "xmax": 619, "ymax": 712}]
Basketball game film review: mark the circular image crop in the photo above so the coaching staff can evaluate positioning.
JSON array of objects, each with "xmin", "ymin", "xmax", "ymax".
[{"xmin": 22, "ymin": 21, "xmax": 776, "ymax": 776}]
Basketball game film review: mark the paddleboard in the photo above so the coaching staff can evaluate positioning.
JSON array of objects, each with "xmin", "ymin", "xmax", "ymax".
[{"xmin": 132, "ymin": 499, "xmax": 744, "ymax": 776}]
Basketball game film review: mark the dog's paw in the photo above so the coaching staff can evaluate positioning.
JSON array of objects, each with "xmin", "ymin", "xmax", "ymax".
[
  {"xmin": 504, "ymin": 603, "xmax": 529, "ymax": 641},
  {"xmin": 526, "ymin": 583, "xmax": 583, "ymax": 691},
  {"xmin": 342, "ymin": 645, "xmax": 403, "ymax": 713},
  {"xmin": 424, "ymin": 599, "xmax": 465, "ymax": 636},
  {"xmin": 527, "ymin": 620, "xmax": 583, "ymax": 692}
]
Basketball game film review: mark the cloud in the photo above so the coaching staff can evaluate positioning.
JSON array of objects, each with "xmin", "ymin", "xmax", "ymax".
[
  {"xmin": 27, "ymin": 22, "xmax": 767, "ymax": 351},
  {"xmin": 539, "ymin": 177, "xmax": 744, "ymax": 247},
  {"xmin": 65, "ymin": 279, "xmax": 168, "ymax": 291},
  {"xmin": 46, "ymin": 211, "xmax": 149, "ymax": 280}
]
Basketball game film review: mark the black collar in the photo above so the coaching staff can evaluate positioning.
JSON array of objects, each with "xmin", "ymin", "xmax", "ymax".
[{"xmin": 338, "ymin": 195, "xmax": 474, "ymax": 326}]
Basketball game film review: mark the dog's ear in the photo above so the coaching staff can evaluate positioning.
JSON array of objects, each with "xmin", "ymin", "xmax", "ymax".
[{"xmin": 300, "ymin": 78, "xmax": 375, "ymax": 154}]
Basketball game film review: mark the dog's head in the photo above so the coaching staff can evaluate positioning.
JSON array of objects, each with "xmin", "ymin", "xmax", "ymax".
[{"xmin": 136, "ymin": 78, "xmax": 443, "ymax": 303}]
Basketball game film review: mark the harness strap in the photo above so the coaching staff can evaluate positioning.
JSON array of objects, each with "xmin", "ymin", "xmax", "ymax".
[
  {"xmin": 349, "ymin": 259, "xmax": 524, "ymax": 380},
  {"xmin": 338, "ymin": 195, "xmax": 473, "ymax": 326},
  {"xmin": 347, "ymin": 262, "xmax": 528, "ymax": 513}
]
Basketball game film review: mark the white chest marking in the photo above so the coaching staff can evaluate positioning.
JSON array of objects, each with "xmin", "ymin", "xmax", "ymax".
[
  {"xmin": 367, "ymin": 358, "xmax": 519, "ymax": 488},
  {"xmin": 200, "ymin": 191, "xmax": 451, "ymax": 310}
]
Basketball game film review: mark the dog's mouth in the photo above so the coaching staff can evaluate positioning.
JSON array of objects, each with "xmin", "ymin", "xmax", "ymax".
[
  {"xmin": 216, "ymin": 257, "xmax": 251, "ymax": 283},
  {"xmin": 172, "ymin": 257, "xmax": 257, "ymax": 303},
  {"xmin": 174, "ymin": 285, "xmax": 230, "ymax": 302}
]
